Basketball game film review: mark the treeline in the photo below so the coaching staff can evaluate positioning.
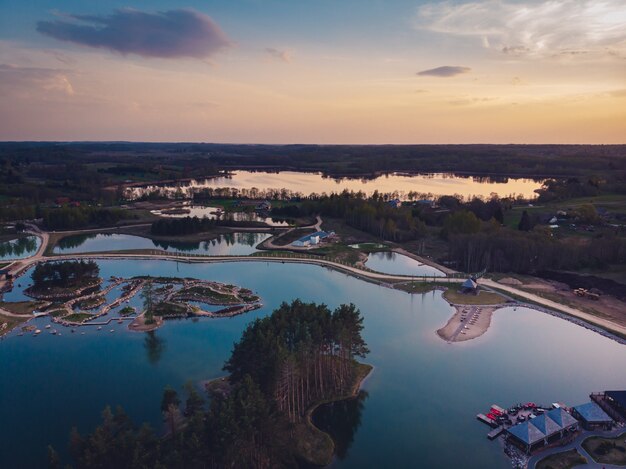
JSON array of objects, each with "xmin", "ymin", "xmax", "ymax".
[
  {"xmin": 59, "ymin": 301, "xmax": 369, "ymax": 468},
  {"xmin": 42, "ymin": 207, "xmax": 136, "ymax": 230},
  {"xmin": 150, "ymin": 216, "xmax": 218, "ymax": 236},
  {"xmin": 448, "ymin": 230, "xmax": 626, "ymax": 273},
  {"xmin": 31, "ymin": 260, "xmax": 99, "ymax": 288},
  {"xmin": 226, "ymin": 300, "xmax": 369, "ymax": 422}
]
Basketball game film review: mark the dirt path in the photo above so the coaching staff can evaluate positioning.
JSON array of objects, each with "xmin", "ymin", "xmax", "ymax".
[{"xmin": 480, "ymin": 278, "xmax": 626, "ymax": 339}]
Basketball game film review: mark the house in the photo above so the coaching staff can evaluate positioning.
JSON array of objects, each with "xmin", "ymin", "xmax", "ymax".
[
  {"xmin": 415, "ymin": 199, "xmax": 435, "ymax": 209},
  {"xmin": 387, "ymin": 199, "xmax": 402, "ymax": 209},
  {"xmin": 292, "ymin": 231, "xmax": 332, "ymax": 247},
  {"xmin": 0, "ymin": 269, "xmax": 12, "ymax": 281},
  {"xmin": 571, "ymin": 402, "xmax": 613, "ymax": 430},
  {"xmin": 255, "ymin": 201, "xmax": 272, "ymax": 211},
  {"xmin": 506, "ymin": 408, "xmax": 578, "ymax": 453}
]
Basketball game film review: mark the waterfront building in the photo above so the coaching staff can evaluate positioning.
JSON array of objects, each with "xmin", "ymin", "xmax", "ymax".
[
  {"xmin": 571, "ymin": 402, "xmax": 613, "ymax": 430},
  {"xmin": 506, "ymin": 408, "xmax": 578, "ymax": 453}
]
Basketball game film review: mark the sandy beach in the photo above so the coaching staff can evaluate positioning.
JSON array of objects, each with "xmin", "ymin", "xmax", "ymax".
[{"xmin": 437, "ymin": 305, "xmax": 501, "ymax": 343}]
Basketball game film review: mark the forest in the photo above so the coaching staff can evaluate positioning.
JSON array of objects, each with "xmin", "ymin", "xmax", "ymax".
[
  {"xmin": 150, "ymin": 216, "xmax": 218, "ymax": 236},
  {"xmin": 31, "ymin": 260, "xmax": 99, "ymax": 289},
  {"xmin": 57, "ymin": 300, "xmax": 370, "ymax": 469}
]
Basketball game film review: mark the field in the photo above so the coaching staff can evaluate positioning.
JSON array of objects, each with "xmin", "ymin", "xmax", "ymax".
[
  {"xmin": 442, "ymin": 289, "xmax": 507, "ymax": 305},
  {"xmin": 536, "ymin": 448, "xmax": 587, "ymax": 469},
  {"xmin": 582, "ymin": 432, "xmax": 626, "ymax": 465}
]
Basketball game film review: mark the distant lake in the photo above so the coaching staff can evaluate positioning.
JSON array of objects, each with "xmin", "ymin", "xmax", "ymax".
[
  {"xmin": 0, "ymin": 236, "xmax": 40, "ymax": 261},
  {"xmin": 2, "ymin": 259, "xmax": 625, "ymax": 468},
  {"xmin": 53, "ymin": 232, "xmax": 271, "ymax": 256},
  {"xmin": 127, "ymin": 170, "xmax": 544, "ymax": 200},
  {"xmin": 151, "ymin": 203, "xmax": 290, "ymax": 226},
  {"xmin": 365, "ymin": 251, "xmax": 445, "ymax": 277}
]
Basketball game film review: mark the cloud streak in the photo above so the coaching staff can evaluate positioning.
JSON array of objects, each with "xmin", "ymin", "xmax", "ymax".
[
  {"xmin": 415, "ymin": 0, "xmax": 626, "ymax": 59},
  {"xmin": 265, "ymin": 47, "xmax": 292, "ymax": 63},
  {"xmin": 37, "ymin": 9, "xmax": 231, "ymax": 59},
  {"xmin": 417, "ymin": 66, "xmax": 471, "ymax": 77}
]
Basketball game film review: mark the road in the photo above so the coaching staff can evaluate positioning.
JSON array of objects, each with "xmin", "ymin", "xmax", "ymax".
[
  {"xmin": 2, "ymin": 224, "xmax": 626, "ymax": 342},
  {"xmin": 480, "ymin": 278, "xmax": 626, "ymax": 339}
]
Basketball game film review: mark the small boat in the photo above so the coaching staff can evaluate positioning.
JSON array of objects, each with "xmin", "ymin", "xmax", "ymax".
[
  {"xmin": 34, "ymin": 329, "xmax": 41, "ymax": 335},
  {"xmin": 109, "ymin": 329, "xmax": 114, "ymax": 333},
  {"xmin": 45, "ymin": 324, "xmax": 51, "ymax": 329},
  {"xmin": 50, "ymin": 329, "xmax": 57, "ymax": 335},
  {"xmin": 71, "ymin": 329, "xmax": 75, "ymax": 333},
  {"xmin": 81, "ymin": 332, "xmax": 85, "ymax": 335},
  {"xmin": 97, "ymin": 326, "xmax": 102, "ymax": 330}
]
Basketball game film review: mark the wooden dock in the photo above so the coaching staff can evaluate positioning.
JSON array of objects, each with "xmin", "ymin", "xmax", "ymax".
[
  {"xmin": 477, "ymin": 413, "xmax": 497, "ymax": 428},
  {"xmin": 487, "ymin": 426, "xmax": 504, "ymax": 440}
]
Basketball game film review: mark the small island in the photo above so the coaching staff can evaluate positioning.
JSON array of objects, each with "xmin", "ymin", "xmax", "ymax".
[
  {"xmin": 62, "ymin": 300, "xmax": 372, "ymax": 468},
  {"xmin": 19, "ymin": 260, "xmax": 262, "ymax": 331}
]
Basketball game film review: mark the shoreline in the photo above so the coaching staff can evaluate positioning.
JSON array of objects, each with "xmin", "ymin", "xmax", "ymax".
[{"xmin": 1, "ymin": 249, "xmax": 626, "ymax": 345}]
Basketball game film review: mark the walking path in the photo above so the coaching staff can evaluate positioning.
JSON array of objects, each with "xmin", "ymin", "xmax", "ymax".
[
  {"xmin": 528, "ymin": 429, "xmax": 626, "ymax": 469},
  {"xmin": 480, "ymin": 278, "xmax": 626, "ymax": 340},
  {"xmin": 2, "ymin": 223, "xmax": 626, "ymax": 343}
]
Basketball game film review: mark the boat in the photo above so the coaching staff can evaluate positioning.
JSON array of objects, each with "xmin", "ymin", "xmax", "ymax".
[
  {"xmin": 97, "ymin": 326, "xmax": 102, "ymax": 330},
  {"xmin": 34, "ymin": 329, "xmax": 41, "ymax": 335},
  {"xmin": 109, "ymin": 329, "xmax": 114, "ymax": 333},
  {"xmin": 45, "ymin": 324, "xmax": 51, "ymax": 329}
]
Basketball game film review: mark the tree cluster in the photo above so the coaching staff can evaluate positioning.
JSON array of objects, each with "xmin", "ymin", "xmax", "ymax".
[
  {"xmin": 42, "ymin": 207, "xmax": 135, "ymax": 230},
  {"xmin": 60, "ymin": 300, "xmax": 369, "ymax": 469},
  {"xmin": 150, "ymin": 216, "xmax": 217, "ymax": 236},
  {"xmin": 31, "ymin": 260, "xmax": 99, "ymax": 288}
]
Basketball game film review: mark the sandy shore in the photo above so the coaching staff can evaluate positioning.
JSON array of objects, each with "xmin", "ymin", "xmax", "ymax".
[{"xmin": 437, "ymin": 305, "xmax": 502, "ymax": 343}]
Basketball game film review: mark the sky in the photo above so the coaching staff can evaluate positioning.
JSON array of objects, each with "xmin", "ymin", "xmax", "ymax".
[{"xmin": 0, "ymin": 0, "xmax": 624, "ymax": 143}]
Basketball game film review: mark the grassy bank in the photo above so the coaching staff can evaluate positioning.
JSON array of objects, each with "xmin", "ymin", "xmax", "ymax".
[
  {"xmin": 536, "ymin": 448, "xmax": 587, "ymax": 469},
  {"xmin": 582, "ymin": 432, "xmax": 626, "ymax": 466},
  {"xmin": 443, "ymin": 288, "xmax": 507, "ymax": 305}
]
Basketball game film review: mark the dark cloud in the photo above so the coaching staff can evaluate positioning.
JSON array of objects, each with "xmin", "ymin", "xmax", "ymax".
[
  {"xmin": 265, "ymin": 47, "xmax": 291, "ymax": 63},
  {"xmin": 417, "ymin": 66, "xmax": 471, "ymax": 77},
  {"xmin": 37, "ymin": 9, "xmax": 231, "ymax": 59}
]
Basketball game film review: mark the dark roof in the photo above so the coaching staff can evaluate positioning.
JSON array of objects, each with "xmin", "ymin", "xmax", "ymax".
[
  {"xmin": 506, "ymin": 408, "xmax": 578, "ymax": 445},
  {"xmin": 606, "ymin": 391, "xmax": 626, "ymax": 408},
  {"xmin": 573, "ymin": 402, "xmax": 612, "ymax": 423},
  {"xmin": 462, "ymin": 278, "xmax": 477, "ymax": 289},
  {"xmin": 0, "ymin": 269, "xmax": 10, "ymax": 274}
]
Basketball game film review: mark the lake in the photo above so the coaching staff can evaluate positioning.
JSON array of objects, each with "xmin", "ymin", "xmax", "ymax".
[
  {"xmin": 0, "ymin": 236, "xmax": 40, "ymax": 261},
  {"xmin": 151, "ymin": 203, "xmax": 290, "ymax": 227},
  {"xmin": 127, "ymin": 170, "xmax": 544, "ymax": 200},
  {"xmin": 365, "ymin": 251, "xmax": 445, "ymax": 277},
  {"xmin": 53, "ymin": 233, "xmax": 272, "ymax": 256},
  {"xmin": 1, "ymin": 260, "xmax": 625, "ymax": 468}
]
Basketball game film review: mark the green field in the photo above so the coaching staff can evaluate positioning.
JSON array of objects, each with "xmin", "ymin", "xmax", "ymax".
[{"xmin": 582, "ymin": 432, "xmax": 626, "ymax": 465}]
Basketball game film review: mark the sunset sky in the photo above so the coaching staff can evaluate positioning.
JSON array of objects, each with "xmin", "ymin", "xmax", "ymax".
[{"xmin": 1, "ymin": 0, "xmax": 624, "ymax": 143}]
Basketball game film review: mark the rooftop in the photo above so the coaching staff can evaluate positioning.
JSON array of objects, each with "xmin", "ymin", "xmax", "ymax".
[
  {"xmin": 507, "ymin": 408, "xmax": 578, "ymax": 445},
  {"xmin": 573, "ymin": 402, "xmax": 612, "ymax": 423},
  {"xmin": 606, "ymin": 390, "xmax": 626, "ymax": 408}
]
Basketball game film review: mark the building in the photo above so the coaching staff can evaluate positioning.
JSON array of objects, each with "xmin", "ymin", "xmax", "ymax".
[
  {"xmin": 572, "ymin": 402, "xmax": 613, "ymax": 430},
  {"xmin": 387, "ymin": 199, "xmax": 402, "ymax": 209},
  {"xmin": 605, "ymin": 391, "xmax": 626, "ymax": 419},
  {"xmin": 415, "ymin": 199, "xmax": 435, "ymax": 209},
  {"xmin": 506, "ymin": 408, "xmax": 578, "ymax": 453},
  {"xmin": 255, "ymin": 201, "xmax": 272, "ymax": 211},
  {"xmin": 0, "ymin": 269, "xmax": 12, "ymax": 281},
  {"xmin": 461, "ymin": 278, "xmax": 478, "ymax": 293},
  {"xmin": 292, "ymin": 231, "xmax": 333, "ymax": 247}
]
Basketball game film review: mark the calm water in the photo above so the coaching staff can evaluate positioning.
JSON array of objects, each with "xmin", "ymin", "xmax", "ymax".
[
  {"xmin": 365, "ymin": 251, "xmax": 445, "ymax": 277},
  {"xmin": 0, "ymin": 236, "xmax": 40, "ymax": 261},
  {"xmin": 128, "ymin": 170, "xmax": 544, "ymax": 200},
  {"xmin": 53, "ymin": 233, "xmax": 271, "ymax": 256},
  {"xmin": 1, "ymin": 260, "xmax": 626, "ymax": 468},
  {"xmin": 151, "ymin": 203, "xmax": 290, "ymax": 227}
]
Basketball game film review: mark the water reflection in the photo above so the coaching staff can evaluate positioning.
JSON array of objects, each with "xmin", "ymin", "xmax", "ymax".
[
  {"xmin": 0, "ymin": 236, "xmax": 39, "ymax": 260},
  {"xmin": 127, "ymin": 170, "xmax": 544, "ymax": 200},
  {"xmin": 312, "ymin": 391, "xmax": 369, "ymax": 460},
  {"xmin": 54, "ymin": 233, "xmax": 271, "ymax": 256},
  {"xmin": 144, "ymin": 331, "xmax": 166, "ymax": 365}
]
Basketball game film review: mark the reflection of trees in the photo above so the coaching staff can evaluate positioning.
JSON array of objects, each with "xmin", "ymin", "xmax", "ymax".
[
  {"xmin": 57, "ymin": 233, "xmax": 98, "ymax": 250},
  {"xmin": 144, "ymin": 331, "xmax": 166, "ymax": 364},
  {"xmin": 151, "ymin": 239, "xmax": 200, "ymax": 252},
  {"xmin": 311, "ymin": 391, "xmax": 368, "ymax": 460},
  {"xmin": 0, "ymin": 236, "xmax": 37, "ymax": 257}
]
